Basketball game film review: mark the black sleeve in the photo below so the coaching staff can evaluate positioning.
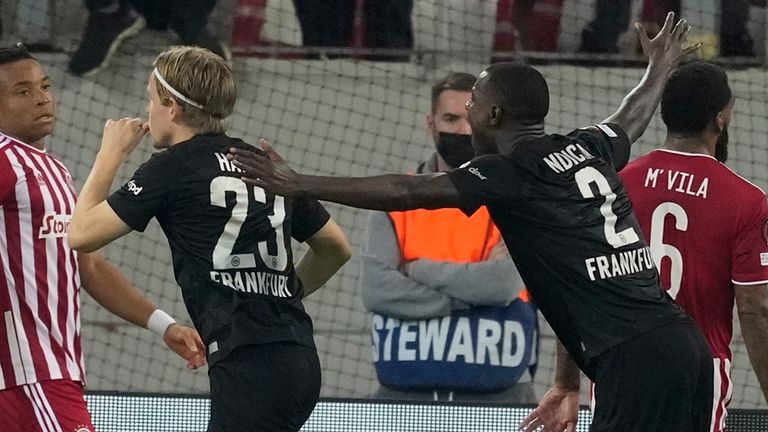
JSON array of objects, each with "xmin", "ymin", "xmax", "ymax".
[
  {"xmin": 290, "ymin": 197, "xmax": 331, "ymax": 242},
  {"xmin": 568, "ymin": 123, "xmax": 631, "ymax": 171},
  {"xmin": 447, "ymin": 154, "xmax": 518, "ymax": 217},
  {"xmin": 106, "ymin": 151, "xmax": 175, "ymax": 232}
]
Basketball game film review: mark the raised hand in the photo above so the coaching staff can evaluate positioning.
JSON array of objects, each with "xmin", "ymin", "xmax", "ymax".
[
  {"xmin": 101, "ymin": 117, "xmax": 149, "ymax": 158},
  {"xmin": 229, "ymin": 139, "xmax": 303, "ymax": 197},
  {"xmin": 520, "ymin": 386, "xmax": 579, "ymax": 432},
  {"xmin": 636, "ymin": 12, "xmax": 699, "ymax": 70},
  {"xmin": 163, "ymin": 324, "xmax": 207, "ymax": 370}
]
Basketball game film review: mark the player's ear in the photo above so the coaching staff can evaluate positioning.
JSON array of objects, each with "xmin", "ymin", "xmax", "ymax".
[
  {"xmin": 168, "ymin": 97, "xmax": 182, "ymax": 120},
  {"xmin": 489, "ymin": 104, "xmax": 501, "ymax": 127},
  {"xmin": 714, "ymin": 112, "xmax": 726, "ymax": 133},
  {"xmin": 426, "ymin": 112, "xmax": 437, "ymax": 136}
]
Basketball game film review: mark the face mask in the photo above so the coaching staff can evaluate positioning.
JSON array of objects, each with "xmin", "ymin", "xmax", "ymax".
[
  {"xmin": 714, "ymin": 124, "xmax": 728, "ymax": 163},
  {"xmin": 436, "ymin": 132, "xmax": 475, "ymax": 168}
]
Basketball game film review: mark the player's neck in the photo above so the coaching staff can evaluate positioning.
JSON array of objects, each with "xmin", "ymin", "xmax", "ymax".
[
  {"xmin": 663, "ymin": 134, "xmax": 714, "ymax": 157},
  {"xmin": 29, "ymin": 139, "xmax": 45, "ymax": 150},
  {"xmin": 496, "ymin": 122, "xmax": 545, "ymax": 153},
  {"xmin": 1, "ymin": 129, "xmax": 46, "ymax": 150},
  {"xmin": 169, "ymin": 127, "xmax": 198, "ymax": 146}
]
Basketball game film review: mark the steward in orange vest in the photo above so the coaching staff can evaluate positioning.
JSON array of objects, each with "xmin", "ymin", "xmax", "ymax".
[{"xmin": 361, "ymin": 153, "xmax": 539, "ymax": 400}]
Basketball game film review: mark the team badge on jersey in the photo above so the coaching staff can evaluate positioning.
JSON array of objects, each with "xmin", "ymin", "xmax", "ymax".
[
  {"xmin": 64, "ymin": 172, "xmax": 76, "ymax": 190},
  {"xmin": 33, "ymin": 169, "xmax": 46, "ymax": 186},
  {"xmin": 762, "ymin": 221, "xmax": 768, "ymax": 245}
]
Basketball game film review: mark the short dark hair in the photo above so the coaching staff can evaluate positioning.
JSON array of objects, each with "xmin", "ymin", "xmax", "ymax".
[
  {"xmin": 431, "ymin": 72, "xmax": 475, "ymax": 113},
  {"xmin": 483, "ymin": 62, "xmax": 549, "ymax": 122},
  {"xmin": 0, "ymin": 43, "xmax": 35, "ymax": 67},
  {"xmin": 661, "ymin": 61, "xmax": 731, "ymax": 135}
]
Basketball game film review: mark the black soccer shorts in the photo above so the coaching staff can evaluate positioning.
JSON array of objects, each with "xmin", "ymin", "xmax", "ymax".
[
  {"xmin": 207, "ymin": 341, "xmax": 321, "ymax": 432},
  {"xmin": 589, "ymin": 320, "xmax": 714, "ymax": 432}
]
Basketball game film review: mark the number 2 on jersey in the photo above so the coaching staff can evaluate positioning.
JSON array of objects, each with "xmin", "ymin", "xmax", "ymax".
[
  {"xmin": 575, "ymin": 166, "xmax": 640, "ymax": 248},
  {"xmin": 209, "ymin": 176, "xmax": 288, "ymax": 271}
]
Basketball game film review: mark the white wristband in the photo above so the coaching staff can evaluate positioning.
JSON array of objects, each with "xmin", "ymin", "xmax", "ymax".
[{"xmin": 147, "ymin": 309, "xmax": 176, "ymax": 337}]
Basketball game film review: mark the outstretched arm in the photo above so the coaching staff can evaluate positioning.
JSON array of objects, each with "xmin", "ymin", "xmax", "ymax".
[
  {"xmin": 603, "ymin": 12, "xmax": 698, "ymax": 144},
  {"xmin": 521, "ymin": 340, "xmax": 580, "ymax": 432},
  {"xmin": 229, "ymin": 140, "xmax": 463, "ymax": 212},
  {"xmin": 735, "ymin": 283, "xmax": 768, "ymax": 404},
  {"xmin": 79, "ymin": 252, "xmax": 206, "ymax": 369}
]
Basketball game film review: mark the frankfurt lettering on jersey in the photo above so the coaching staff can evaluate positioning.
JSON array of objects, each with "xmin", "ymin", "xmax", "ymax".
[
  {"xmin": 584, "ymin": 246, "xmax": 655, "ymax": 281},
  {"xmin": 643, "ymin": 167, "xmax": 709, "ymax": 198},
  {"xmin": 372, "ymin": 315, "xmax": 528, "ymax": 367},
  {"xmin": 543, "ymin": 143, "xmax": 596, "ymax": 173},
  {"xmin": 210, "ymin": 270, "xmax": 292, "ymax": 297}
]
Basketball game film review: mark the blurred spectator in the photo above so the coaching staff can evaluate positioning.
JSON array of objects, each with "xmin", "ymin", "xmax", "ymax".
[
  {"xmin": 579, "ymin": 0, "xmax": 755, "ymax": 57},
  {"xmin": 720, "ymin": 0, "xmax": 756, "ymax": 57},
  {"xmin": 580, "ymin": 0, "xmax": 678, "ymax": 54},
  {"xmin": 493, "ymin": 0, "xmax": 564, "ymax": 53},
  {"xmin": 360, "ymin": 72, "xmax": 539, "ymax": 403},
  {"xmin": 292, "ymin": 0, "xmax": 412, "ymax": 58},
  {"xmin": 69, "ymin": 0, "xmax": 229, "ymax": 76}
]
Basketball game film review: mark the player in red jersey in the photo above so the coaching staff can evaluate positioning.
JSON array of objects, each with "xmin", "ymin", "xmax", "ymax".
[
  {"xmin": 0, "ymin": 44, "xmax": 206, "ymax": 431},
  {"xmin": 620, "ymin": 61, "xmax": 768, "ymax": 432}
]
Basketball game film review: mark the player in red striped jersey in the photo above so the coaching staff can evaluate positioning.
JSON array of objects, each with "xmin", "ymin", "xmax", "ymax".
[
  {"xmin": 620, "ymin": 61, "xmax": 768, "ymax": 432},
  {"xmin": 0, "ymin": 44, "xmax": 206, "ymax": 432}
]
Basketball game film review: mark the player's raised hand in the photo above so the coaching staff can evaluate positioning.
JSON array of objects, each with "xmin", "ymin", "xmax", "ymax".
[
  {"xmin": 228, "ymin": 139, "xmax": 303, "ymax": 197},
  {"xmin": 101, "ymin": 117, "xmax": 149, "ymax": 158},
  {"xmin": 163, "ymin": 324, "xmax": 207, "ymax": 370},
  {"xmin": 636, "ymin": 12, "xmax": 699, "ymax": 70},
  {"xmin": 520, "ymin": 386, "xmax": 578, "ymax": 432}
]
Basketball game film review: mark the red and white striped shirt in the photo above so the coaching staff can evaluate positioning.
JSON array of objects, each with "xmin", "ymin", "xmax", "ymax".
[
  {"xmin": 0, "ymin": 132, "xmax": 85, "ymax": 391},
  {"xmin": 621, "ymin": 149, "xmax": 768, "ymax": 432}
]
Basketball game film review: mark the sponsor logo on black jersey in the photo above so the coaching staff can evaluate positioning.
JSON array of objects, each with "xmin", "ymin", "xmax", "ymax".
[
  {"xmin": 468, "ymin": 167, "xmax": 487, "ymax": 180},
  {"xmin": 126, "ymin": 180, "xmax": 143, "ymax": 196}
]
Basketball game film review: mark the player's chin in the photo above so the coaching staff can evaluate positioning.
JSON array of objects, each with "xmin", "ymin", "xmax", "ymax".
[
  {"xmin": 36, "ymin": 121, "xmax": 55, "ymax": 139},
  {"xmin": 151, "ymin": 139, "xmax": 170, "ymax": 150},
  {"xmin": 24, "ymin": 122, "xmax": 55, "ymax": 143}
]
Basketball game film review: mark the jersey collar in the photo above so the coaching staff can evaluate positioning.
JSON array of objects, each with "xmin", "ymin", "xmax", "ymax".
[
  {"xmin": 653, "ymin": 148, "xmax": 715, "ymax": 160},
  {"xmin": 0, "ymin": 132, "xmax": 47, "ymax": 154}
]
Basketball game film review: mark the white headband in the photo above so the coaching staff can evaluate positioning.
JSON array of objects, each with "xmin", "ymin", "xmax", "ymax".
[{"xmin": 153, "ymin": 68, "xmax": 204, "ymax": 109}]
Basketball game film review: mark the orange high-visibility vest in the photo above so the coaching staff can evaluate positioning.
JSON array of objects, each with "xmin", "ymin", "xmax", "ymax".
[
  {"xmin": 388, "ymin": 207, "xmax": 499, "ymax": 263},
  {"xmin": 388, "ymin": 207, "xmax": 529, "ymax": 302}
]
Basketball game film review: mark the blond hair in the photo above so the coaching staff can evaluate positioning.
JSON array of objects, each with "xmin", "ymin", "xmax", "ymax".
[{"xmin": 153, "ymin": 46, "xmax": 236, "ymax": 133}]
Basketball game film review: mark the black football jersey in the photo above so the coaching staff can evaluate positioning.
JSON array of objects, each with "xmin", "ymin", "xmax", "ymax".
[
  {"xmin": 448, "ymin": 124, "xmax": 688, "ymax": 377},
  {"xmin": 108, "ymin": 133, "xmax": 330, "ymax": 365}
]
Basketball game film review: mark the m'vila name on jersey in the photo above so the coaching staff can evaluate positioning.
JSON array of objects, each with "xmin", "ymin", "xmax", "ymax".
[
  {"xmin": 584, "ymin": 245, "xmax": 656, "ymax": 281},
  {"xmin": 643, "ymin": 167, "xmax": 709, "ymax": 199}
]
